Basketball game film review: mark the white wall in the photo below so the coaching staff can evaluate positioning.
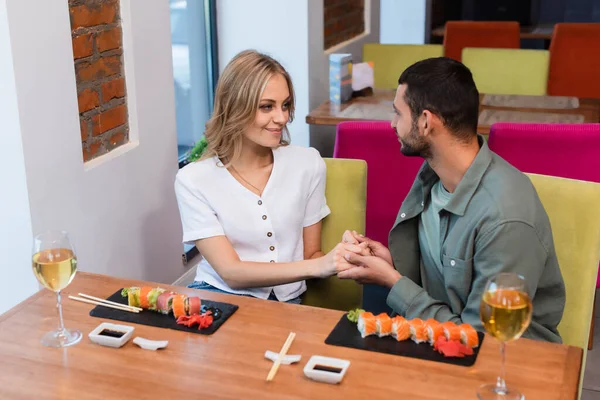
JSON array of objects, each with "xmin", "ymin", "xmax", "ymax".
[
  {"xmin": 2, "ymin": 0, "xmax": 186, "ymax": 308},
  {"xmin": 217, "ymin": 0, "xmax": 310, "ymax": 148},
  {"xmin": 308, "ymin": 0, "xmax": 381, "ymax": 156},
  {"xmin": 0, "ymin": 0, "xmax": 39, "ymax": 314},
  {"xmin": 380, "ymin": 0, "xmax": 426, "ymax": 45}
]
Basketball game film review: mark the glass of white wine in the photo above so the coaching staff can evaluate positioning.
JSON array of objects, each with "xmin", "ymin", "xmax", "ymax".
[
  {"xmin": 478, "ymin": 272, "xmax": 532, "ymax": 400},
  {"xmin": 32, "ymin": 230, "xmax": 82, "ymax": 347}
]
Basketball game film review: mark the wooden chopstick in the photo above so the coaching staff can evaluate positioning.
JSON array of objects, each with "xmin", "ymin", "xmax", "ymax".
[
  {"xmin": 78, "ymin": 293, "xmax": 143, "ymax": 312},
  {"xmin": 68, "ymin": 296, "xmax": 140, "ymax": 313},
  {"xmin": 266, "ymin": 332, "xmax": 296, "ymax": 382}
]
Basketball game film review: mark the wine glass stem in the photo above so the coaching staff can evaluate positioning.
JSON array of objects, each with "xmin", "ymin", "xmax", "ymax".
[
  {"xmin": 56, "ymin": 290, "xmax": 66, "ymax": 337},
  {"xmin": 497, "ymin": 341, "xmax": 508, "ymax": 393}
]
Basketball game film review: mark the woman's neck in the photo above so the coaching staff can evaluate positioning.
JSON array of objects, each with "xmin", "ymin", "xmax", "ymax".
[{"xmin": 230, "ymin": 137, "xmax": 274, "ymax": 171}]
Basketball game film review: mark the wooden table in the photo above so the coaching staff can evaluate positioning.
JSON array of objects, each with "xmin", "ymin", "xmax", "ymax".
[
  {"xmin": 305, "ymin": 90, "xmax": 600, "ymax": 135},
  {"xmin": 0, "ymin": 272, "xmax": 582, "ymax": 399},
  {"xmin": 431, "ymin": 23, "xmax": 556, "ymax": 40}
]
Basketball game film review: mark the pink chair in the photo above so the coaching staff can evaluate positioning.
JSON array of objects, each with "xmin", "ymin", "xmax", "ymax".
[
  {"xmin": 488, "ymin": 122, "xmax": 600, "ymax": 349},
  {"xmin": 333, "ymin": 121, "xmax": 423, "ymax": 313}
]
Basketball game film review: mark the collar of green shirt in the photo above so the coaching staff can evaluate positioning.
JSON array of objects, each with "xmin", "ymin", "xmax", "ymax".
[{"xmin": 395, "ymin": 135, "xmax": 492, "ymax": 227}]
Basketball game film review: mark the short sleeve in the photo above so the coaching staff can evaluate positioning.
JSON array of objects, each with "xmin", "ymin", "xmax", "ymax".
[
  {"xmin": 303, "ymin": 149, "xmax": 331, "ymax": 227},
  {"xmin": 174, "ymin": 171, "xmax": 225, "ymax": 244}
]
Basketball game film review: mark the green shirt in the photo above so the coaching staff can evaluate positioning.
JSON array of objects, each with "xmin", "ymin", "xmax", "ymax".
[
  {"xmin": 419, "ymin": 180, "xmax": 452, "ymax": 275},
  {"xmin": 387, "ymin": 136, "xmax": 566, "ymax": 343}
]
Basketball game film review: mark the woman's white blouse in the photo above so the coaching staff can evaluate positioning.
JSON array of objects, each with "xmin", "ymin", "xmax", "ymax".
[{"xmin": 174, "ymin": 145, "xmax": 331, "ymax": 301}]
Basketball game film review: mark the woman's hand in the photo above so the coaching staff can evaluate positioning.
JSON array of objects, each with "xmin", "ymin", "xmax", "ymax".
[
  {"xmin": 344, "ymin": 230, "xmax": 393, "ymax": 266},
  {"xmin": 316, "ymin": 243, "xmax": 369, "ymax": 278}
]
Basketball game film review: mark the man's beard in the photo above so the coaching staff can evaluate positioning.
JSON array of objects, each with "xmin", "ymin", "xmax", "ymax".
[{"xmin": 399, "ymin": 119, "xmax": 431, "ymax": 159}]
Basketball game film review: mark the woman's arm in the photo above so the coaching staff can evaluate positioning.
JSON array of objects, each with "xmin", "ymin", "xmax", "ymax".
[
  {"xmin": 195, "ymin": 235, "xmax": 339, "ymax": 290},
  {"xmin": 303, "ymin": 221, "xmax": 324, "ymax": 259}
]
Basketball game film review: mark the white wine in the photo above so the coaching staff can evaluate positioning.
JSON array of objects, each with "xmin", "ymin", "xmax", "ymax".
[
  {"xmin": 480, "ymin": 289, "xmax": 532, "ymax": 342},
  {"xmin": 32, "ymin": 248, "xmax": 77, "ymax": 292}
]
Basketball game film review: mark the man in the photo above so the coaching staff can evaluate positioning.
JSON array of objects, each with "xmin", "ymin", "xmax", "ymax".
[{"xmin": 337, "ymin": 57, "xmax": 565, "ymax": 342}]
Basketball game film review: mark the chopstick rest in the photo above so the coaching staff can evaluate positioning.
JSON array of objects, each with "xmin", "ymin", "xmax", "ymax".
[
  {"xmin": 133, "ymin": 337, "xmax": 169, "ymax": 351},
  {"xmin": 264, "ymin": 350, "xmax": 301, "ymax": 365}
]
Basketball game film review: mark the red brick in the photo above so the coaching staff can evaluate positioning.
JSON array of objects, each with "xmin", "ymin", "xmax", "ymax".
[
  {"xmin": 76, "ymin": 55, "xmax": 121, "ymax": 82},
  {"xmin": 83, "ymin": 141, "xmax": 102, "ymax": 162},
  {"xmin": 77, "ymin": 88, "xmax": 99, "ymax": 113},
  {"xmin": 108, "ymin": 131, "xmax": 126, "ymax": 148},
  {"xmin": 70, "ymin": 1, "xmax": 117, "ymax": 30},
  {"xmin": 72, "ymin": 34, "xmax": 93, "ymax": 59},
  {"xmin": 80, "ymin": 119, "xmax": 88, "ymax": 141},
  {"xmin": 91, "ymin": 105, "xmax": 127, "ymax": 136},
  {"xmin": 96, "ymin": 27, "xmax": 122, "ymax": 53},
  {"xmin": 101, "ymin": 77, "xmax": 125, "ymax": 102}
]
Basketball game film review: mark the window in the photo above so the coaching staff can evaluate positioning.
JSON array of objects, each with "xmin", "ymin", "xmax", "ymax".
[{"xmin": 169, "ymin": 0, "xmax": 218, "ymax": 262}]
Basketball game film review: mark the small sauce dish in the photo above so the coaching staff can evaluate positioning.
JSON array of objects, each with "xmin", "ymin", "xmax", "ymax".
[{"xmin": 88, "ymin": 322, "xmax": 134, "ymax": 348}]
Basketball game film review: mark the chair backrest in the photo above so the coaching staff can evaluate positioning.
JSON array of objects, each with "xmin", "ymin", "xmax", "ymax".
[
  {"xmin": 526, "ymin": 173, "xmax": 600, "ymax": 398},
  {"xmin": 443, "ymin": 21, "xmax": 521, "ymax": 62},
  {"xmin": 548, "ymin": 23, "xmax": 600, "ymax": 98},
  {"xmin": 489, "ymin": 123, "xmax": 600, "ymax": 290},
  {"xmin": 333, "ymin": 121, "xmax": 423, "ymax": 314},
  {"xmin": 362, "ymin": 44, "xmax": 443, "ymax": 89},
  {"xmin": 462, "ymin": 48, "xmax": 549, "ymax": 95},
  {"xmin": 302, "ymin": 158, "xmax": 367, "ymax": 311}
]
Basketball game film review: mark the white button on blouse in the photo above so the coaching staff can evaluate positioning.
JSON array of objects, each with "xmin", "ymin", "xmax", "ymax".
[{"xmin": 174, "ymin": 145, "xmax": 331, "ymax": 301}]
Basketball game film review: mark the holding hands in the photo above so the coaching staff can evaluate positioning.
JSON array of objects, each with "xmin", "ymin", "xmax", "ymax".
[{"xmin": 336, "ymin": 230, "xmax": 402, "ymax": 288}]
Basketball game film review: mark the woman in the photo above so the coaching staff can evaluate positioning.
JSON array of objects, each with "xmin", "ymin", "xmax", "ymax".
[{"xmin": 174, "ymin": 50, "xmax": 344, "ymax": 304}]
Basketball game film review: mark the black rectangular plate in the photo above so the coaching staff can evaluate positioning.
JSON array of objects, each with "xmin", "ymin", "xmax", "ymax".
[
  {"xmin": 89, "ymin": 289, "xmax": 238, "ymax": 335},
  {"xmin": 325, "ymin": 314, "xmax": 485, "ymax": 367}
]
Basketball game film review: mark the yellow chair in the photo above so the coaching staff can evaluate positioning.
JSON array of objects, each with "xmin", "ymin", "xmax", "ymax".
[
  {"xmin": 302, "ymin": 158, "xmax": 367, "ymax": 311},
  {"xmin": 526, "ymin": 173, "xmax": 600, "ymax": 398},
  {"xmin": 363, "ymin": 44, "xmax": 444, "ymax": 89},
  {"xmin": 462, "ymin": 48, "xmax": 550, "ymax": 95}
]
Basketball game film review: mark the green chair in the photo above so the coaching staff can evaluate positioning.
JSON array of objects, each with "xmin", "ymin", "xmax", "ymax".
[
  {"xmin": 527, "ymin": 173, "xmax": 600, "ymax": 399},
  {"xmin": 363, "ymin": 44, "xmax": 444, "ymax": 89},
  {"xmin": 302, "ymin": 158, "xmax": 367, "ymax": 311},
  {"xmin": 462, "ymin": 48, "xmax": 550, "ymax": 95}
]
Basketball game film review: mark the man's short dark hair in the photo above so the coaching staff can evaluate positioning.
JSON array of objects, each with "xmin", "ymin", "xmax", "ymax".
[{"xmin": 398, "ymin": 57, "xmax": 479, "ymax": 141}]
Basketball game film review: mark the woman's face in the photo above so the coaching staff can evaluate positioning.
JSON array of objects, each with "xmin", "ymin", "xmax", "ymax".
[{"xmin": 243, "ymin": 73, "xmax": 291, "ymax": 149}]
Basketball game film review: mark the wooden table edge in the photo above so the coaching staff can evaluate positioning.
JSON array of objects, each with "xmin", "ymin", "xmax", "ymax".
[{"xmin": 560, "ymin": 345, "xmax": 584, "ymax": 400}]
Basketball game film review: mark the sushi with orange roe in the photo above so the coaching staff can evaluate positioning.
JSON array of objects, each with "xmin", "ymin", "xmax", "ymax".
[
  {"xmin": 357, "ymin": 312, "xmax": 377, "ymax": 338},
  {"xmin": 376, "ymin": 313, "xmax": 393, "ymax": 337},
  {"xmin": 409, "ymin": 318, "xmax": 428, "ymax": 343},
  {"xmin": 459, "ymin": 323, "xmax": 479, "ymax": 348},
  {"xmin": 424, "ymin": 319, "xmax": 444, "ymax": 344},
  {"xmin": 391, "ymin": 316, "xmax": 410, "ymax": 341},
  {"xmin": 441, "ymin": 321, "xmax": 461, "ymax": 342}
]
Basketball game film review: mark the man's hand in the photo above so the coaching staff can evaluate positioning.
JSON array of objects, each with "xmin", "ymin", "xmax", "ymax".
[
  {"xmin": 336, "ymin": 251, "xmax": 402, "ymax": 288},
  {"xmin": 342, "ymin": 230, "xmax": 393, "ymax": 265}
]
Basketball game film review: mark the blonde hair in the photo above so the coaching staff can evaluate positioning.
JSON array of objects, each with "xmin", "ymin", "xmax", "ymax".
[{"xmin": 200, "ymin": 50, "xmax": 295, "ymax": 165}]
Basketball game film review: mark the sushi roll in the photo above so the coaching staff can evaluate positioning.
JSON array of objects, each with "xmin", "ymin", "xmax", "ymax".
[
  {"xmin": 376, "ymin": 313, "xmax": 393, "ymax": 337},
  {"xmin": 147, "ymin": 287, "xmax": 165, "ymax": 311},
  {"xmin": 409, "ymin": 318, "xmax": 428, "ymax": 344},
  {"xmin": 357, "ymin": 312, "xmax": 377, "ymax": 338},
  {"xmin": 424, "ymin": 319, "xmax": 444, "ymax": 344},
  {"xmin": 441, "ymin": 321, "xmax": 461, "ymax": 342},
  {"xmin": 123, "ymin": 287, "xmax": 141, "ymax": 308},
  {"xmin": 156, "ymin": 291, "xmax": 176, "ymax": 315},
  {"xmin": 172, "ymin": 295, "xmax": 187, "ymax": 319},
  {"xmin": 391, "ymin": 316, "xmax": 410, "ymax": 341},
  {"xmin": 459, "ymin": 323, "xmax": 479, "ymax": 348},
  {"xmin": 138, "ymin": 286, "xmax": 153, "ymax": 309},
  {"xmin": 186, "ymin": 296, "xmax": 202, "ymax": 316}
]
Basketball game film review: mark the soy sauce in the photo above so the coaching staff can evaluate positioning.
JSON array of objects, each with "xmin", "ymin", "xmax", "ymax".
[
  {"xmin": 313, "ymin": 365, "xmax": 342, "ymax": 374},
  {"xmin": 98, "ymin": 329, "xmax": 125, "ymax": 338}
]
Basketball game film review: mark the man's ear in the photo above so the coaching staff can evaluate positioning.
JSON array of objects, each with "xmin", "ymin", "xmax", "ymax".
[{"xmin": 421, "ymin": 110, "xmax": 434, "ymax": 136}]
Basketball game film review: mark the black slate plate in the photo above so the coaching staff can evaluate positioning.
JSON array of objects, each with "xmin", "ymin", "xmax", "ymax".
[
  {"xmin": 89, "ymin": 289, "xmax": 238, "ymax": 335},
  {"xmin": 325, "ymin": 314, "xmax": 485, "ymax": 367}
]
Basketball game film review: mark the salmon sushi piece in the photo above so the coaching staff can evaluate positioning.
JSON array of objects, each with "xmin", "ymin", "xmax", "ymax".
[
  {"xmin": 376, "ymin": 313, "xmax": 393, "ymax": 337},
  {"xmin": 357, "ymin": 312, "xmax": 377, "ymax": 338},
  {"xmin": 172, "ymin": 295, "xmax": 187, "ymax": 319},
  {"xmin": 138, "ymin": 286, "xmax": 153, "ymax": 309},
  {"xmin": 442, "ymin": 321, "xmax": 461, "ymax": 342},
  {"xmin": 409, "ymin": 318, "xmax": 428, "ymax": 343},
  {"xmin": 391, "ymin": 316, "xmax": 410, "ymax": 341},
  {"xmin": 425, "ymin": 319, "xmax": 444, "ymax": 344},
  {"xmin": 459, "ymin": 323, "xmax": 479, "ymax": 348}
]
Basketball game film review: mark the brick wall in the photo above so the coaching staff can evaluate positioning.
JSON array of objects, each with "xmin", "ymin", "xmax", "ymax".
[
  {"xmin": 69, "ymin": 0, "xmax": 128, "ymax": 162},
  {"xmin": 324, "ymin": 0, "xmax": 365, "ymax": 49}
]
